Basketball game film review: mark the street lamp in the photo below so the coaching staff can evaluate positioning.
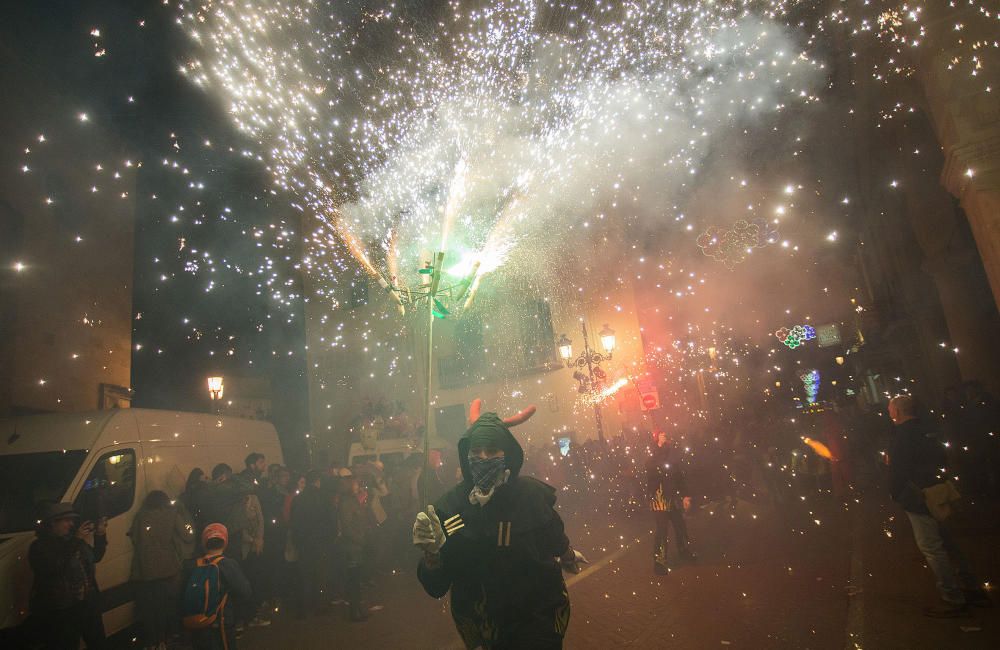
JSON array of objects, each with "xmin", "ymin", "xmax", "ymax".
[
  {"xmin": 557, "ymin": 321, "xmax": 615, "ymax": 443},
  {"xmin": 598, "ymin": 324, "xmax": 616, "ymax": 356},
  {"xmin": 557, "ymin": 334, "xmax": 573, "ymax": 362},
  {"xmin": 207, "ymin": 376, "xmax": 224, "ymax": 413}
]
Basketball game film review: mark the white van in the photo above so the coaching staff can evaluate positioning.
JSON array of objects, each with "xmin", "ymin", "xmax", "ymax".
[
  {"xmin": 0, "ymin": 408, "xmax": 283, "ymax": 639},
  {"xmin": 346, "ymin": 437, "xmax": 448, "ymax": 469}
]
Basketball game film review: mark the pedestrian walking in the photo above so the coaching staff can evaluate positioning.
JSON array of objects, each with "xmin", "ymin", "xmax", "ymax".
[{"xmin": 887, "ymin": 395, "xmax": 991, "ymax": 617}]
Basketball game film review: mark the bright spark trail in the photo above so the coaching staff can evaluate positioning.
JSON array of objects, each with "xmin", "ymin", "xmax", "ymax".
[{"xmin": 178, "ymin": 0, "xmax": 823, "ymax": 301}]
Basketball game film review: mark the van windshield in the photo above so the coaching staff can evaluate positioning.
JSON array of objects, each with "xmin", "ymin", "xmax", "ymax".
[{"xmin": 0, "ymin": 450, "xmax": 88, "ymax": 534}]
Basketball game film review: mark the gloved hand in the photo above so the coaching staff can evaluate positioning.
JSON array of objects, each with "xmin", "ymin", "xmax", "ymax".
[
  {"xmin": 559, "ymin": 548, "xmax": 589, "ymax": 574},
  {"xmin": 412, "ymin": 505, "xmax": 447, "ymax": 555}
]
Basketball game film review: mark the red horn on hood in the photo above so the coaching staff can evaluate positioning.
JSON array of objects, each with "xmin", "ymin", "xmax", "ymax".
[
  {"xmin": 502, "ymin": 405, "xmax": 537, "ymax": 427},
  {"xmin": 467, "ymin": 399, "xmax": 536, "ymax": 428},
  {"xmin": 468, "ymin": 398, "xmax": 483, "ymax": 425}
]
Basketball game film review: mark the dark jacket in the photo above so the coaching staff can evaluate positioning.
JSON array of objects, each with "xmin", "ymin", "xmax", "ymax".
[
  {"xmin": 888, "ymin": 418, "xmax": 947, "ymax": 514},
  {"xmin": 29, "ymin": 532, "xmax": 107, "ymax": 612},
  {"xmin": 417, "ymin": 414, "xmax": 571, "ymax": 649},
  {"xmin": 290, "ymin": 486, "xmax": 337, "ymax": 553},
  {"xmin": 260, "ymin": 484, "xmax": 288, "ymax": 550},
  {"xmin": 198, "ymin": 479, "xmax": 249, "ymax": 530},
  {"xmin": 338, "ymin": 494, "xmax": 369, "ymax": 566},
  {"xmin": 646, "ymin": 444, "xmax": 687, "ymax": 511},
  {"xmin": 129, "ymin": 505, "xmax": 195, "ymax": 581},
  {"xmin": 181, "ymin": 481, "xmax": 209, "ymax": 529}
]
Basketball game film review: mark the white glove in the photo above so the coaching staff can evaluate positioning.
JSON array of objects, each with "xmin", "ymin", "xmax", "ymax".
[
  {"xmin": 412, "ymin": 504, "xmax": 447, "ymax": 555},
  {"xmin": 560, "ymin": 549, "xmax": 589, "ymax": 574}
]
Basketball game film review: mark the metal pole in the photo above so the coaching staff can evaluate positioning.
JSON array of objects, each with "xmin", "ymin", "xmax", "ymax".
[
  {"xmin": 423, "ymin": 292, "xmax": 435, "ymax": 464},
  {"xmin": 421, "ymin": 252, "xmax": 443, "ymax": 506},
  {"xmin": 582, "ymin": 322, "xmax": 605, "ymax": 443}
]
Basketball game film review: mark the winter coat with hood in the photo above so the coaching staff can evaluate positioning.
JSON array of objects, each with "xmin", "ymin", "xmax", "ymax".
[
  {"xmin": 417, "ymin": 413, "xmax": 572, "ymax": 650},
  {"xmin": 129, "ymin": 503, "xmax": 195, "ymax": 581}
]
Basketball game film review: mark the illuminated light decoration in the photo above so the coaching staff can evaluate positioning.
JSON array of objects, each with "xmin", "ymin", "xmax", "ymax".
[
  {"xmin": 799, "ymin": 369, "xmax": 820, "ymax": 404},
  {"xmin": 697, "ymin": 218, "xmax": 779, "ymax": 269},
  {"xmin": 775, "ymin": 324, "xmax": 816, "ymax": 349}
]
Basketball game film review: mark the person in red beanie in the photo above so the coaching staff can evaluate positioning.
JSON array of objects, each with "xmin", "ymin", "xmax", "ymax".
[{"xmin": 184, "ymin": 523, "xmax": 251, "ymax": 650}]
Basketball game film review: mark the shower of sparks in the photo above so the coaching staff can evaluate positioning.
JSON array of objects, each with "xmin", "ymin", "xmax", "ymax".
[
  {"xmin": 178, "ymin": 0, "xmax": 824, "ymax": 299},
  {"xmin": 10, "ymin": 0, "xmax": 998, "ymax": 469}
]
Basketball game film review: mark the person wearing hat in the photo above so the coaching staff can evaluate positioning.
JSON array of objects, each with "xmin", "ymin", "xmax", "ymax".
[
  {"xmin": 189, "ymin": 523, "xmax": 251, "ymax": 650},
  {"xmin": 27, "ymin": 500, "xmax": 108, "ymax": 648},
  {"xmin": 413, "ymin": 400, "xmax": 587, "ymax": 649}
]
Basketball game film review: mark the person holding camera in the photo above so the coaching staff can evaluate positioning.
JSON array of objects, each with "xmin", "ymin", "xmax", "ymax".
[{"xmin": 28, "ymin": 501, "xmax": 108, "ymax": 648}]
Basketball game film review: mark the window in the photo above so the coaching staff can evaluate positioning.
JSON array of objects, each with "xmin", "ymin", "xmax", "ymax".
[
  {"xmin": 0, "ymin": 450, "xmax": 88, "ymax": 534},
  {"xmin": 73, "ymin": 449, "xmax": 137, "ymax": 521},
  {"xmin": 435, "ymin": 404, "xmax": 468, "ymax": 442},
  {"xmin": 438, "ymin": 314, "xmax": 488, "ymax": 389},
  {"xmin": 521, "ymin": 300, "xmax": 556, "ymax": 369}
]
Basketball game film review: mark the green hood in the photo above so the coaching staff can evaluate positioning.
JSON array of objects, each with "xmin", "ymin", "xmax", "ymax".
[{"xmin": 457, "ymin": 413, "xmax": 525, "ymax": 485}]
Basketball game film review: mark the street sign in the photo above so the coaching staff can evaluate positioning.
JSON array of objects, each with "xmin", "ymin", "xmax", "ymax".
[
  {"xmin": 816, "ymin": 323, "xmax": 841, "ymax": 348},
  {"xmin": 636, "ymin": 377, "xmax": 661, "ymax": 411}
]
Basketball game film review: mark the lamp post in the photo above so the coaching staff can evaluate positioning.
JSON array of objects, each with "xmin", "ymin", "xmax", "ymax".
[
  {"xmin": 207, "ymin": 376, "xmax": 224, "ymax": 414},
  {"xmin": 557, "ymin": 322, "xmax": 616, "ymax": 443},
  {"xmin": 378, "ymin": 250, "xmax": 479, "ymax": 506}
]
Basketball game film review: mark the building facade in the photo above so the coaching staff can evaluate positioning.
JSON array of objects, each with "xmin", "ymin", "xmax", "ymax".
[{"xmin": 0, "ymin": 41, "xmax": 135, "ymax": 416}]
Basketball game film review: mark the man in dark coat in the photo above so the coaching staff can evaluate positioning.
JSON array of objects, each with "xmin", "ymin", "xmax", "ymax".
[
  {"xmin": 646, "ymin": 431, "xmax": 694, "ymax": 574},
  {"xmin": 887, "ymin": 395, "xmax": 990, "ymax": 617},
  {"xmin": 290, "ymin": 470, "xmax": 337, "ymax": 617},
  {"xmin": 414, "ymin": 400, "xmax": 585, "ymax": 650},
  {"xmin": 28, "ymin": 501, "xmax": 108, "ymax": 648}
]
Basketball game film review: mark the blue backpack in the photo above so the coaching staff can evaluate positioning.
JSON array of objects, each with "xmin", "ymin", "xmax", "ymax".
[{"xmin": 181, "ymin": 554, "xmax": 229, "ymax": 629}]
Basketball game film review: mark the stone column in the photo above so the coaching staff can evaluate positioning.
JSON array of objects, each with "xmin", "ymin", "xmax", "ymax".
[
  {"xmin": 918, "ymin": 4, "xmax": 1000, "ymax": 310},
  {"xmin": 921, "ymin": 245, "xmax": 1000, "ymax": 395}
]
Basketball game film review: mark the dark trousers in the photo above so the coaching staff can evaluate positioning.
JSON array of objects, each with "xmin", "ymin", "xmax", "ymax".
[
  {"xmin": 297, "ymin": 545, "xmax": 328, "ymax": 615},
  {"xmin": 32, "ymin": 599, "xmax": 106, "ymax": 649},
  {"xmin": 240, "ymin": 551, "xmax": 264, "ymax": 621},
  {"xmin": 134, "ymin": 576, "xmax": 176, "ymax": 647},
  {"xmin": 652, "ymin": 508, "xmax": 689, "ymax": 567},
  {"xmin": 190, "ymin": 625, "xmax": 237, "ymax": 650},
  {"xmin": 346, "ymin": 563, "xmax": 363, "ymax": 612},
  {"xmin": 261, "ymin": 529, "xmax": 287, "ymax": 604}
]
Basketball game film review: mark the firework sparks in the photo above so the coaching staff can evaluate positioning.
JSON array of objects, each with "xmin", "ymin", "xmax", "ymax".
[{"xmin": 179, "ymin": 0, "xmax": 822, "ymax": 301}]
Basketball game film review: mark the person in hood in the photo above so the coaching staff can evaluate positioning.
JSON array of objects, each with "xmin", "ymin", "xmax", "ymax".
[
  {"xmin": 646, "ymin": 431, "xmax": 694, "ymax": 575},
  {"xmin": 413, "ymin": 400, "xmax": 586, "ymax": 650}
]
